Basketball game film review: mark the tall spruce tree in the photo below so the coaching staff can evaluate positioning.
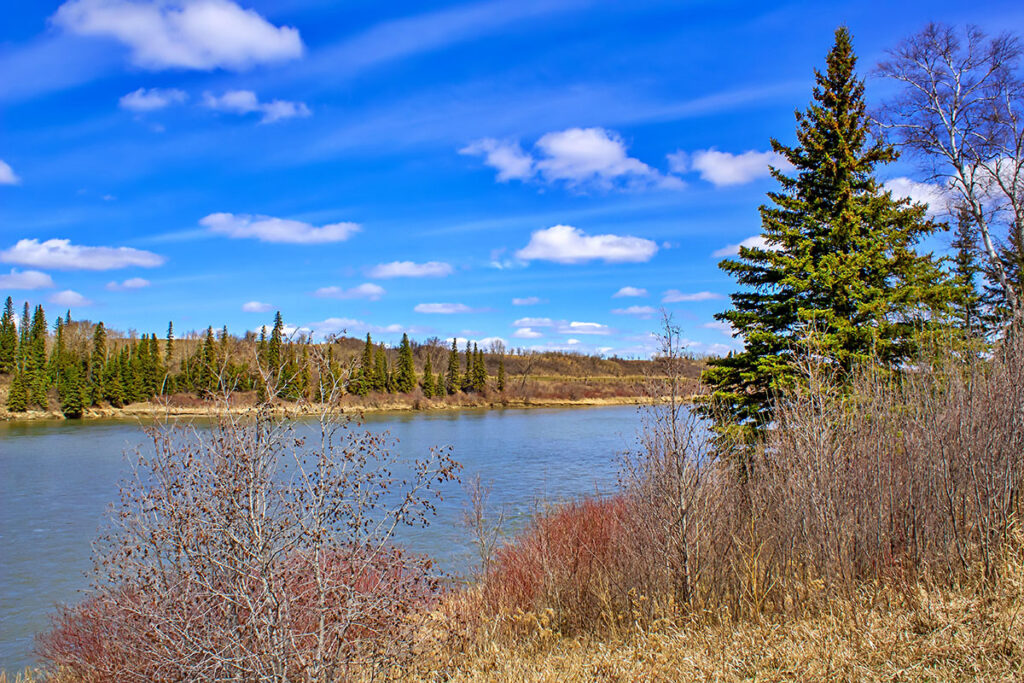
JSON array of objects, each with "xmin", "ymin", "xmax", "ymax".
[
  {"xmin": 445, "ymin": 338, "xmax": 460, "ymax": 394},
  {"xmin": 0, "ymin": 297, "xmax": 16, "ymax": 373},
  {"xmin": 703, "ymin": 27, "xmax": 951, "ymax": 434},
  {"xmin": 268, "ymin": 312, "xmax": 284, "ymax": 377},
  {"xmin": 28, "ymin": 305, "xmax": 49, "ymax": 407},
  {"xmin": 950, "ymin": 206, "xmax": 983, "ymax": 338},
  {"xmin": 497, "ymin": 356, "xmax": 506, "ymax": 392},
  {"xmin": 421, "ymin": 355, "xmax": 435, "ymax": 396},
  {"xmin": 395, "ymin": 333, "xmax": 416, "ymax": 393},
  {"xmin": 88, "ymin": 323, "xmax": 107, "ymax": 404}
]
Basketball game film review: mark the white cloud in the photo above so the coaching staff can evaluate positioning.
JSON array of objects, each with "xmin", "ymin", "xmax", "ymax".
[
  {"xmin": 367, "ymin": 260, "xmax": 453, "ymax": 278},
  {"xmin": 712, "ymin": 235, "xmax": 775, "ymax": 258},
  {"xmin": 463, "ymin": 127, "xmax": 682, "ymax": 191},
  {"xmin": 670, "ymin": 148, "xmax": 792, "ymax": 186},
  {"xmin": 314, "ymin": 283, "xmax": 385, "ymax": 301},
  {"xmin": 458, "ymin": 139, "xmax": 533, "ymax": 181},
  {"xmin": 0, "ymin": 238, "xmax": 165, "ymax": 270},
  {"xmin": 612, "ymin": 286, "xmax": 647, "ymax": 298},
  {"xmin": 0, "ymin": 160, "xmax": 21, "ymax": 185},
  {"xmin": 49, "ymin": 289, "xmax": 92, "ymax": 307},
  {"xmin": 512, "ymin": 317, "xmax": 554, "ymax": 327},
  {"xmin": 565, "ymin": 321, "xmax": 610, "ymax": 335},
  {"xmin": 0, "ymin": 268, "xmax": 54, "ymax": 290},
  {"xmin": 200, "ymin": 213, "xmax": 359, "ymax": 244},
  {"xmin": 884, "ymin": 177, "xmax": 948, "ymax": 217},
  {"xmin": 106, "ymin": 277, "xmax": 150, "ymax": 290},
  {"xmin": 513, "ymin": 327, "xmax": 543, "ymax": 339},
  {"xmin": 242, "ymin": 300, "xmax": 272, "ymax": 313},
  {"xmin": 612, "ymin": 305, "xmax": 656, "ymax": 317},
  {"xmin": 662, "ymin": 290, "xmax": 723, "ymax": 303},
  {"xmin": 414, "ymin": 302, "xmax": 474, "ymax": 314},
  {"xmin": 52, "ymin": 0, "xmax": 304, "ymax": 71},
  {"xmin": 515, "ymin": 225, "xmax": 658, "ymax": 264},
  {"xmin": 119, "ymin": 87, "xmax": 187, "ymax": 111},
  {"xmin": 203, "ymin": 90, "xmax": 310, "ymax": 123},
  {"xmin": 308, "ymin": 317, "xmax": 426, "ymax": 337},
  {"xmin": 512, "ymin": 296, "xmax": 543, "ymax": 306}
]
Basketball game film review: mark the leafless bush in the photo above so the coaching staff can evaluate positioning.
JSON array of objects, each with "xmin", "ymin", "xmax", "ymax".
[
  {"xmin": 476, "ymin": 325, "xmax": 1024, "ymax": 633},
  {"xmin": 37, "ymin": 358, "xmax": 460, "ymax": 682}
]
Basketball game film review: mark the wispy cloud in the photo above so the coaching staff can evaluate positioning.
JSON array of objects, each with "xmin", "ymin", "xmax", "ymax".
[
  {"xmin": 241, "ymin": 300, "xmax": 273, "ymax": 313},
  {"xmin": 314, "ymin": 283, "xmax": 385, "ymax": 301},
  {"xmin": 106, "ymin": 277, "xmax": 150, "ymax": 290},
  {"xmin": 200, "ymin": 213, "xmax": 359, "ymax": 244},
  {"xmin": 0, "ymin": 160, "xmax": 21, "ymax": 185},
  {"xmin": 49, "ymin": 289, "xmax": 92, "ymax": 307},
  {"xmin": 612, "ymin": 286, "xmax": 647, "ymax": 298},
  {"xmin": 414, "ymin": 302, "xmax": 476, "ymax": 314},
  {"xmin": 662, "ymin": 290, "xmax": 722, "ymax": 303},
  {"xmin": 0, "ymin": 268, "xmax": 54, "ymax": 290},
  {"xmin": 516, "ymin": 225, "xmax": 658, "ymax": 264},
  {"xmin": 203, "ymin": 90, "xmax": 311, "ymax": 124},
  {"xmin": 119, "ymin": 87, "xmax": 187, "ymax": 112},
  {"xmin": 52, "ymin": 0, "xmax": 304, "ymax": 71},
  {"xmin": 463, "ymin": 127, "xmax": 682, "ymax": 191},
  {"xmin": 0, "ymin": 238, "xmax": 165, "ymax": 270},
  {"xmin": 669, "ymin": 148, "xmax": 792, "ymax": 186},
  {"xmin": 366, "ymin": 260, "xmax": 453, "ymax": 278}
]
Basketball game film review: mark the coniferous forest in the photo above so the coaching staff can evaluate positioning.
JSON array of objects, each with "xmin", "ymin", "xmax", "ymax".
[{"xmin": 0, "ymin": 300, "xmax": 667, "ymax": 418}]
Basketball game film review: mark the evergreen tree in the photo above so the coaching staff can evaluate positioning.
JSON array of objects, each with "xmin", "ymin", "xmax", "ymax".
[
  {"xmin": 7, "ymin": 365, "xmax": 28, "ymax": 411},
  {"xmin": 350, "ymin": 333, "xmax": 374, "ymax": 396},
  {"xmin": 950, "ymin": 206, "xmax": 983, "ymax": 337},
  {"xmin": 703, "ymin": 27, "xmax": 952, "ymax": 434},
  {"xmin": 462, "ymin": 341, "xmax": 473, "ymax": 391},
  {"xmin": 445, "ymin": 338, "xmax": 460, "ymax": 394},
  {"xmin": 981, "ymin": 222, "xmax": 1024, "ymax": 334},
  {"xmin": 374, "ymin": 344, "xmax": 390, "ymax": 393},
  {"xmin": 198, "ymin": 327, "xmax": 216, "ymax": 395},
  {"xmin": 472, "ymin": 344, "xmax": 487, "ymax": 391},
  {"xmin": 59, "ymin": 360, "xmax": 84, "ymax": 418},
  {"xmin": 88, "ymin": 322, "xmax": 107, "ymax": 404},
  {"xmin": 497, "ymin": 356, "xmax": 506, "ymax": 392},
  {"xmin": 435, "ymin": 370, "xmax": 445, "ymax": 398},
  {"xmin": 28, "ymin": 305, "xmax": 49, "ymax": 407},
  {"xmin": 0, "ymin": 297, "xmax": 16, "ymax": 374},
  {"xmin": 103, "ymin": 355, "xmax": 125, "ymax": 408},
  {"xmin": 268, "ymin": 312, "xmax": 284, "ymax": 377},
  {"xmin": 421, "ymin": 356, "xmax": 435, "ymax": 396},
  {"xmin": 395, "ymin": 333, "xmax": 416, "ymax": 393}
]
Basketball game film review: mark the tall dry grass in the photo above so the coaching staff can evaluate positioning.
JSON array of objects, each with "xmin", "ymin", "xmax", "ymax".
[{"xmin": 457, "ymin": 331, "xmax": 1024, "ymax": 642}]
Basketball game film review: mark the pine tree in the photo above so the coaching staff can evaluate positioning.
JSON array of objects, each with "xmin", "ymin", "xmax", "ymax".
[
  {"xmin": 28, "ymin": 305, "xmax": 49, "ymax": 407},
  {"xmin": 703, "ymin": 27, "xmax": 952, "ymax": 434},
  {"xmin": 0, "ymin": 297, "xmax": 16, "ymax": 374},
  {"xmin": 374, "ymin": 344, "xmax": 390, "ymax": 393},
  {"xmin": 462, "ymin": 342, "xmax": 473, "ymax": 392},
  {"xmin": 497, "ymin": 356, "xmax": 506, "ymax": 392},
  {"xmin": 981, "ymin": 222, "xmax": 1024, "ymax": 334},
  {"xmin": 435, "ymin": 370, "xmax": 445, "ymax": 398},
  {"xmin": 445, "ymin": 338, "xmax": 460, "ymax": 394},
  {"xmin": 59, "ymin": 360, "xmax": 84, "ymax": 418},
  {"xmin": 268, "ymin": 312, "xmax": 284, "ymax": 377},
  {"xmin": 950, "ymin": 206, "xmax": 983, "ymax": 337},
  {"xmin": 88, "ymin": 323, "xmax": 107, "ymax": 404},
  {"xmin": 198, "ymin": 327, "xmax": 216, "ymax": 396},
  {"xmin": 395, "ymin": 333, "xmax": 416, "ymax": 393},
  {"xmin": 421, "ymin": 356, "xmax": 436, "ymax": 396},
  {"xmin": 350, "ymin": 333, "xmax": 374, "ymax": 396},
  {"xmin": 472, "ymin": 344, "xmax": 487, "ymax": 391},
  {"xmin": 103, "ymin": 356, "xmax": 125, "ymax": 408},
  {"xmin": 7, "ymin": 365, "xmax": 28, "ymax": 411}
]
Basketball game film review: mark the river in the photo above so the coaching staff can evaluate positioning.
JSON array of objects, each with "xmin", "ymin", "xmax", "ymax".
[{"xmin": 0, "ymin": 404, "xmax": 643, "ymax": 673}]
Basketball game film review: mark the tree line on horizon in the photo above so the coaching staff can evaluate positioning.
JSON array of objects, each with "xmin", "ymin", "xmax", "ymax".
[{"xmin": 0, "ymin": 303, "xmax": 511, "ymax": 416}]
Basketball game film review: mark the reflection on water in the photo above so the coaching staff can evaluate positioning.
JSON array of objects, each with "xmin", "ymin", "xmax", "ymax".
[{"xmin": 0, "ymin": 405, "xmax": 643, "ymax": 672}]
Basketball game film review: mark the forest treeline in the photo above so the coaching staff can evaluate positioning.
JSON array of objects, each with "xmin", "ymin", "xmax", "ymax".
[{"xmin": 0, "ymin": 303, "xmax": 664, "ymax": 417}]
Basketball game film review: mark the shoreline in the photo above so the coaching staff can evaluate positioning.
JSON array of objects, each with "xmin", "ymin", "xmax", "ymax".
[{"xmin": 0, "ymin": 394, "xmax": 656, "ymax": 423}]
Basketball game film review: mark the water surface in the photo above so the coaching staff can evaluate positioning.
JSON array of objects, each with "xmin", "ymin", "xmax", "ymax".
[{"xmin": 0, "ymin": 405, "xmax": 641, "ymax": 673}]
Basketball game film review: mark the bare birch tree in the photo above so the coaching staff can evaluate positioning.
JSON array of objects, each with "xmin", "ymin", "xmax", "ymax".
[{"xmin": 877, "ymin": 23, "xmax": 1024, "ymax": 324}]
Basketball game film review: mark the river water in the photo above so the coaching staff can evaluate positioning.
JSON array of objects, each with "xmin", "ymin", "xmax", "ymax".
[{"xmin": 0, "ymin": 404, "xmax": 642, "ymax": 673}]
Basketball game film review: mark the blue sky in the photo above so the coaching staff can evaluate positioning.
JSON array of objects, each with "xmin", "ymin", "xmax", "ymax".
[{"xmin": 1, "ymin": 0, "xmax": 1021, "ymax": 357}]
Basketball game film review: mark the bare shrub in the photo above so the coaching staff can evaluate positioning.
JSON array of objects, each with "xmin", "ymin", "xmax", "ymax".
[
  {"xmin": 474, "ymin": 324, "xmax": 1024, "ymax": 635},
  {"xmin": 37, "ymin": 360, "xmax": 460, "ymax": 682}
]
